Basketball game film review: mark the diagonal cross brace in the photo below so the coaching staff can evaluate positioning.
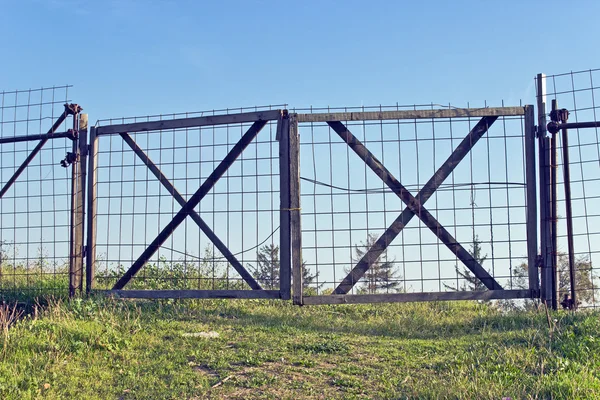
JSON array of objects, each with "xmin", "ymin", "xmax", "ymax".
[
  {"xmin": 328, "ymin": 118, "xmax": 503, "ymax": 294},
  {"xmin": 0, "ymin": 105, "xmax": 75, "ymax": 199},
  {"xmin": 119, "ymin": 132, "xmax": 262, "ymax": 290},
  {"xmin": 113, "ymin": 120, "xmax": 267, "ymax": 290}
]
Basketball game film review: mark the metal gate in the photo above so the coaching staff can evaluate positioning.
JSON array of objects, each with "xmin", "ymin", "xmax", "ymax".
[
  {"xmin": 537, "ymin": 70, "xmax": 600, "ymax": 310},
  {"xmin": 0, "ymin": 86, "xmax": 87, "ymax": 300},
  {"xmin": 86, "ymin": 108, "xmax": 293, "ymax": 299},
  {"xmin": 292, "ymin": 106, "xmax": 539, "ymax": 305}
]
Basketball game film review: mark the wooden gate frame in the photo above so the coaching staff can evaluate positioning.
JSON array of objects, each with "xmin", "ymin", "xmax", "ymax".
[
  {"xmin": 291, "ymin": 106, "xmax": 540, "ymax": 305},
  {"xmin": 86, "ymin": 110, "xmax": 293, "ymax": 299}
]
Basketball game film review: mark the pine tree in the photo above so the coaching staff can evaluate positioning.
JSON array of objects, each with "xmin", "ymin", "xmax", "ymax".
[
  {"xmin": 252, "ymin": 244, "xmax": 280, "ymax": 289},
  {"xmin": 350, "ymin": 233, "xmax": 401, "ymax": 293},
  {"xmin": 445, "ymin": 235, "xmax": 489, "ymax": 292},
  {"xmin": 250, "ymin": 244, "xmax": 319, "ymax": 290}
]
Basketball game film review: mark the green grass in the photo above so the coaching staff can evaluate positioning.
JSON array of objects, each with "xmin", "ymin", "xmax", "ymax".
[{"xmin": 1, "ymin": 297, "xmax": 599, "ymax": 399}]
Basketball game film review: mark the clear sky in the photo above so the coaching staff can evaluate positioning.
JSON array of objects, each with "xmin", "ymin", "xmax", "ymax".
[
  {"xmin": 2, "ymin": 0, "xmax": 600, "ymax": 119},
  {"xmin": 1, "ymin": 0, "xmax": 600, "ymax": 294}
]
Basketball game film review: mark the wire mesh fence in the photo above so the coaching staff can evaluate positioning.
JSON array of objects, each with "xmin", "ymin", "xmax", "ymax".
[
  {"xmin": 540, "ymin": 69, "xmax": 600, "ymax": 308},
  {"xmin": 90, "ymin": 107, "xmax": 285, "ymax": 293},
  {"xmin": 3, "ymin": 74, "xmax": 599, "ymax": 307},
  {"xmin": 296, "ymin": 105, "xmax": 532, "ymax": 298},
  {"xmin": 0, "ymin": 86, "xmax": 75, "ymax": 301}
]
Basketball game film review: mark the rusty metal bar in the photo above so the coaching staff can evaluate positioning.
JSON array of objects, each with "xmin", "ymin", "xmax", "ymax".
[
  {"xmin": 86, "ymin": 126, "xmax": 98, "ymax": 294},
  {"xmin": 112, "ymin": 120, "xmax": 267, "ymax": 290},
  {"xmin": 69, "ymin": 113, "xmax": 87, "ymax": 297},
  {"xmin": 547, "ymin": 120, "xmax": 600, "ymax": 133},
  {"xmin": 0, "ymin": 131, "xmax": 75, "ymax": 144},
  {"xmin": 524, "ymin": 105, "xmax": 539, "ymax": 295},
  {"xmin": 328, "ymin": 120, "xmax": 502, "ymax": 294},
  {"xmin": 558, "ymin": 111, "xmax": 577, "ymax": 309},
  {"xmin": 550, "ymin": 100, "xmax": 559, "ymax": 310},
  {"xmin": 0, "ymin": 104, "xmax": 76, "ymax": 200}
]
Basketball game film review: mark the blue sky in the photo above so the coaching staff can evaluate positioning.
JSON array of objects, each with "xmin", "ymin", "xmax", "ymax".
[
  {"xmin": 2, "ymin": 0, "xmax": 600, "ymax": 119},
  {"xmin": 1, "ymin": 0, "xmax": 600, "ymax": 293}
]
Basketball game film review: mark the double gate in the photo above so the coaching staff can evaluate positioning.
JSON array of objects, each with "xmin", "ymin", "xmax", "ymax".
[
  {"xmin": 4, "ymin": 85, "xmax": 575, "ymax": 306},
  {"xmin": 82, "ymin": 105, "xmax": 540, "ymax": 305}
]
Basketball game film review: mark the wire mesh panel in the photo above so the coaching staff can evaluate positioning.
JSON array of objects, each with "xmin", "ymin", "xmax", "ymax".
[
  {"xmin": 540, "ymin": 69, "xmax": 600, "ymax": 308},
  {"xmin": 0, "ymin": 86, "xmax": 76, "ymax": 300},
  {"xmin": 90, "ymin": 107, "xmax": 288, "ymax": 298},
  {"xmin": 295, "ymin": 105, "xmax": 536, "ymax": 303}
]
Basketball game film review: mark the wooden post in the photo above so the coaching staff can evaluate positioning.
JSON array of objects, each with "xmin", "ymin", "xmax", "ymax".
[
  {"xmin": 290, "ymin": 114, "xmax": 303, "ymax": 305},
  {"xmin": 279, "ymin": 111, "xmax": 292, "ymax": 300}
]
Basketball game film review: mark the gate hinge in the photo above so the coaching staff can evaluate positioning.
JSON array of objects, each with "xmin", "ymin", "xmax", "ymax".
[
  {"xmin": 82, "ymin": 245, "xmax": 87, "ymax": 258},
  {"xmin": 536, "ymin": 254, "xmax": 543, "ymax": 269},
  {"xmin": 60, "ymin": 152, "xmax": 79, "ymax": 168}
]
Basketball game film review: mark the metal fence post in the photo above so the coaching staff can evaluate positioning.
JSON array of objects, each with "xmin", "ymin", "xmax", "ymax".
[
  {"xmin": 550, "ymin": 99, "xmax": 559, "ymax": 309},
  {"xmin": 86, "ymin": 126, "xmax": 98, "ymax": 294},
  {"xmin": 537, "ymin": 73, "xmax": 556, "ymax": 307},
  {"xmin": 69, "ymin": 113, "xmax": 87, "ymax": 297},
  {"xmin": 524, "ymin": 105, "xmax": 539, "ymax": 295}
]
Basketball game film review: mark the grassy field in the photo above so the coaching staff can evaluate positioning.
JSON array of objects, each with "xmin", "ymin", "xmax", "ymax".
[{"xmin": 0, "ymin": 297, "xmax": 599, "ymax": 399}]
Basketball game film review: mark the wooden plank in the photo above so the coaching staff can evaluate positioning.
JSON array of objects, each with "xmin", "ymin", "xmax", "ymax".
[
  {"xmin": 98, "ymin": 289, "xmax": 281, "ymax": 299},
  {"xmin": 119, "ymin": 132, "xmax": 262, "ymax": 290},
  {"xmin": 328, "ymin": 121, "xmax": 503, "ymax": 294},
  {"xmin": 524, "ymin": 105, "xmax": 539, "ymax": 294},
  {"xmin": 96, "ymin": 110, "xmax": 281, "ymax": 136},
  {"xmin": 333, "ymin": 117, "xmax": 498, "ymax": 294},
  {"xmin": 302, "ymin": 290, "xmax": 532, "ymax": 305},
  {"xmin": 278, "ymin": 112, "xmax": 292, "ymax": 300},
  {"xmin": 290, "ymin": 115, "xmax": 303, "ymax": 305},
  {"xmin": 86, "ymin": 126, "xmax": 98, "ymax": 294},
  {"xmin": 112, "ymin": 120, "xmax": 267, "ymax": 290},
  {"xmin": 296, "ymin": 107, "xmax": 525, "ymax": 123}
]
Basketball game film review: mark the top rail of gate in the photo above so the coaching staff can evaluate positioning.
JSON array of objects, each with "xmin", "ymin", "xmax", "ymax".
[{"xmin": 295, "ymin": 106, "xmax": 525, "ymax": 123}]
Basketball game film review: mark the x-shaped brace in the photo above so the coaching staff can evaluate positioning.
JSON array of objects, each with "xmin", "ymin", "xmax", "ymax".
[
  {"xmin": 113, "ymin": 120, "xmax": 268, "ymax": 290},
  {"xmin": 327, "ymin": 117, "xmax": 503, "ymax": 294}
]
